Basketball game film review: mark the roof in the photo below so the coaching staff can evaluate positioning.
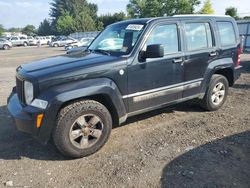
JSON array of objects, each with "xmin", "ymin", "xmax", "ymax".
[{"xmin": 111, "ymin": 15, "xmax": 233, "ymax": 26}]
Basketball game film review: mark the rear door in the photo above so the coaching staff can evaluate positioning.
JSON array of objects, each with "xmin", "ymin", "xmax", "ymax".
[
  {"xmin": 127, "ymin": 21, "xmax": 185, "ymax": 113},
  {"xmin": 11, "ymin": 37, "xmax": 19, "ymax": 46},
  {"xmin": 182, "ymin": 20, "xmax": 217, "ymax": 97}
]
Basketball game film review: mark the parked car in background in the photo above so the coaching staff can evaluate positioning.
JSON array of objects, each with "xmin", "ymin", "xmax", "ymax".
[
  {"xmin": 66, "ymin": 46, "xmax": 88, "ymax": 54},
  {"xmin": 27, "ymin": 36, "xmax": 38, "ymax": 46},
  {"xmin": 45, "ymin": 36, "xmax": 54, "ymax": 45},
  {"xmin": 64, "ymin": 37, "xmax": 94, "ymax": 50},
  {"xmin": 9, "ymin": 36, "xmax": 29, "ymax": 47},
  {"xmin": 0, "ymin": 38, "xmax": 12, "ymax": 50},
  {"xmin": 50, "ymin": 37, "xmax": 77, "ymax": 47},
  {"xmin": 36, "ymin": 37, "xmax": 48, "ymax": 45}
]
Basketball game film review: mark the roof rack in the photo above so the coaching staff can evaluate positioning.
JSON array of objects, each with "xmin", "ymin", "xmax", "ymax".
[{"xmin": 173, "ymin": 14, "xmax": 230, "ymax": 17}]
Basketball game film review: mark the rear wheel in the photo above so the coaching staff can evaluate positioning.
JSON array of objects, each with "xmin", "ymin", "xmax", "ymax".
[
  {"xmin": 3, "ymin": 45, "xmax": 10, "ymax": 50},
  {"xmin": 23, "ymin": 42, "xmax": 28, "ymax": 47},
  {"xmin": 200, "ymin": 74, "xmax": 229, "ymax": 111},
  {"xmin": 53, "ymin": 43, "xmax": 59, "ymax": 47},
  {"xmin": 52, "ymin": 100, "xmax": 112, "ymax": 158}
]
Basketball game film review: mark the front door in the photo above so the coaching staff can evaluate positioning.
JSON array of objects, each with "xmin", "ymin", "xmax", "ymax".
[{"xmin": 126, "ymin": 22, "xmax": 184, "ymax": 113}]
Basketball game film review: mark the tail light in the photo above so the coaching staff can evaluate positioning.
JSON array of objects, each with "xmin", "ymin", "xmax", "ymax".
[{"xmin": 236, "ymin": 47, "xmax": 242, "ymax": 66}]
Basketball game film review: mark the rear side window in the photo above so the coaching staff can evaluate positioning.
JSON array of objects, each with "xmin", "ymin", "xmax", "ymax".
[
  {"xmin": 185, "ymin": 22, "xmax": 213, "ymax": 51},
  {"xmin": 217, "ymin": 21, "xmax": 236, "ymax": 46}
]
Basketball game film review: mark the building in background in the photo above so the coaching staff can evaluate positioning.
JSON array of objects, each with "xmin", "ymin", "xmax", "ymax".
[{"xmin": 69, "ymin": 31, "xmax": 100, "ymax": 40}]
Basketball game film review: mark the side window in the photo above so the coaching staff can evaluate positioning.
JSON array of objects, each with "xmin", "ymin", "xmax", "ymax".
[
  {"xmin": 146, "ymin": 24, "xmax": 179, "ymax": 54},
  {"xmin": 217, "ymin": 21, "xmax": 236, "ymax": 46},
  {"xmin": 185, "ymin": 22, "xmax": 213, "ymax": 51}
]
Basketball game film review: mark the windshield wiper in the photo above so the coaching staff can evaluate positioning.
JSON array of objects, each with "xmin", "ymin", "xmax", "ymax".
[{"xmin": 92, "ymin": 49, "xmax": 111, "ymax": 56}]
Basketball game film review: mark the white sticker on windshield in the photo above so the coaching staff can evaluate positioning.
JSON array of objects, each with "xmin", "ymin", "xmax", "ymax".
[{"xmin": 126, "ymin": 24, "xmax": 144, "ymax": 31}]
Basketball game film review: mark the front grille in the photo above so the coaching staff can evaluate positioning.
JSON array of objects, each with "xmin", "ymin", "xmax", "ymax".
[{"xmin": 16, "ymin": 76, "xmax": 25, "ymax": 104}]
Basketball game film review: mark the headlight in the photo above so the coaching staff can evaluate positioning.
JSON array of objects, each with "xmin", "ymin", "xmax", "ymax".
[
  {"xmin": 31, "ymin": 99, "xmax": 48, "ymax": 109},
  {"xmin": 24, "ymin": 81, "xmax": 34, "ymax": 104}
]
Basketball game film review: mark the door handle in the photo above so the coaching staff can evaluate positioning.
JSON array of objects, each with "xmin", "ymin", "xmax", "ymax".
[
  {"xmin": 209, "ymin": 52, "xmax": 217, "ymax": 57},
  {"xmin": 173, "ymin": 58, "xmax": 183, "ymax": 63}
]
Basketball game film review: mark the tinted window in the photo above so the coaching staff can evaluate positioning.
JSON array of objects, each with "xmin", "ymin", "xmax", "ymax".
[
  {"xmin": 217, "ymin": 21, "xmax": 236, "ymax": 46},
  {"xmin": 237, "ymin": 23, "xmax": 248, "ymax": 35},
  {"xmin": 185, "ymin": 22, "xmax": 213, "ymax": 51},
  {"xmin": 12, "ymin": 37, "xmax": 18, "ymax": 40},
  {"xmin": 146, "ymin": 24, "xmax": 179, "ymax": 54}
]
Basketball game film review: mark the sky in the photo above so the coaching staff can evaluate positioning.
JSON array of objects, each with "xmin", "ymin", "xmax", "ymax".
[{"xmin": 0, "ymin": 0, "xmax": 250, "ymax": 29}]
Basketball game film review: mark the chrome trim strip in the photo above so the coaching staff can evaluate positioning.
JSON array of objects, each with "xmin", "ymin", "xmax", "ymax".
[{"xmin": 123, "ymin": 78, "xmax": 203, "ymax": 99}]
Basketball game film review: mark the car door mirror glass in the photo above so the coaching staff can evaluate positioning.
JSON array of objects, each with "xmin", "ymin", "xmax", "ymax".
[{"xmin": 140, "ymin": 44, "xmax": 164, "ymax": 60}]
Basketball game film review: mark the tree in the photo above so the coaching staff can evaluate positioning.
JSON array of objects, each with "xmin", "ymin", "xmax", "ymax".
[
  {"xmin": 127, "ymin": 0, "xmax": 201, "ymax": 18},
  {"xmin": 56, "ymin": 12, "xmax": 75, "ymax": 35},
  {"xmin": 37, "ymin": 19, "xmax": 53, "ymax": 36},
  {"xmin": 98, "ymin": 12, "xmax": 126, "ymax": 28},
  {"xmin": 199, "ymin": 0, "xmax": 214, "ymax": 14},
  {"xmin": 22, "ymin": 25, "xmax": 36, "ymax": 36},
  {"xmin": 127, "ymin": 0, "xmax": 146, "ymax": 18},
  {"xmin": 225, "ymin": 7, "xmax": 239, "ymax": 19},
  {"xmin": 50, "ymin": 0, "xmax": 99, "ymax": 34},
  {"xmin": 0, "ymin": 24, "xmax": 4, "ymax": 37},
  {"xmin": 7, "ymin": 27, "xmax": 22, "ymax": 33}
]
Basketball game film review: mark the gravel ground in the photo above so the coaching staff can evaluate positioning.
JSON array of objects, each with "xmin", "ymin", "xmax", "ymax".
[{"xmin": 0, "ymin": 46, "xmax": 249, "ymax": 188}]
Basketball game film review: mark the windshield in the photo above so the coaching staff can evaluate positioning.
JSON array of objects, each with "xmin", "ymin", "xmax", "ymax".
[{"xmin": 88, "ymin": 22, "xmax": 146, "ymax": 56}]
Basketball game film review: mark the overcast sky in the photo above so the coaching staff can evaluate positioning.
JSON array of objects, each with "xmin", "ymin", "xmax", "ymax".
[{"xmin": 0, "ymin": 0, "xmax": 250, "ymax": 28}]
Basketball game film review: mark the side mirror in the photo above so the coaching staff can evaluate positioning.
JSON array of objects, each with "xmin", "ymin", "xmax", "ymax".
[{"xmin": 141, "ymin": 44, "xmax": 164, "ymax": 59}]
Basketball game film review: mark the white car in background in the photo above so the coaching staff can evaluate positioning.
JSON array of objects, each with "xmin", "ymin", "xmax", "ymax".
[
  {"xmin": 27, "ymin": 36, "xmax": 38, "ymax": 46},
  {"xmin": 9, "ymin": 36, "xmax": 29, "ymax": 47},
  {"xmin": 50, "ymin": 37, "xmax": 77, "ymax": 47},
  {"xmin": 0, "ymin": 38, "xmax": 12, "ymax": 50},
  {"xmin": 64, "ymin": 37, "xmax": 94, "ymax": 50},
  {"xmin": 36, "ymin": 36, "xmax": 48, "ymax": 45}
]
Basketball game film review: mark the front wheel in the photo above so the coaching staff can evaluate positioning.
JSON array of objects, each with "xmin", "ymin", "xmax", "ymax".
[
  {"xmin": 3, "ymin": 45, "xmax": 10, "ymax": 50},
  {"xmin": 52, "ymin": 100, "xmax": 112, "ymax": 158},
  {"xmin": 23, "ymin": 42, "xmax": 28, "ymax": 47},
  {"xmin": 200, "ymin": 74, "xmax": 229, "ymax": 111}
]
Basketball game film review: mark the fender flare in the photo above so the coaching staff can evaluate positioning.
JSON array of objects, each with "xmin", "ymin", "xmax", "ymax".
[
  {"xmin": 200, "ymin": 57, "xmax": 234, "ymax": 96},
  {"xmin": 37, "ymin": 78, "xmax": 127, "ymax": 143}
]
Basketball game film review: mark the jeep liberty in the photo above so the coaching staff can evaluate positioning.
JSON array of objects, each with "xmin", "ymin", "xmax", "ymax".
[{"xmin": 7, "ymin": 15, "xmax": 242, "ymax": 158}]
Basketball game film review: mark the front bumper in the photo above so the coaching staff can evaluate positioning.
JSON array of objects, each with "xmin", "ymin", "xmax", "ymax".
[{"xmin": 7, "ymin": 90, "xmax": 44, "ymax": 139}]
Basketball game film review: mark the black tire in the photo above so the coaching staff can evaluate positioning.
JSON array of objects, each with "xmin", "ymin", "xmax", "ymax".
[
  {"xmin": 23, "ymin": 42, "xmax": 28, "ymax": 47},
  {"xmin": 53, "ymin": 43, "xmax": 59, "ymax": 47},
  {"xmin": 3, "ymin": 45, "xmax": 10, "ymax": 50},
  {"xmin": 200, "ymin": 74, "xmax": 229, "ymax": 111},
  {"xmin": 52, "ymin": 100, "xmax": 112, "ymax": 158}
]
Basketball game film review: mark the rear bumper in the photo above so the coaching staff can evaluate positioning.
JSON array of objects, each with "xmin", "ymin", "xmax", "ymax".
[
  {"xmin": 234, "ymin": 65, "xmax": 242, "ymax": 82},
  {"xmin": 7, "ymin": 91, "xmax": 44, "ymax": 139}
]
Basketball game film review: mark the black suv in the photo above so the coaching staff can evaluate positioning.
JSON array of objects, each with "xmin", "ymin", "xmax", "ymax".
[{"xmin": 7, "ymin": 15, "xmax": 242, "ymax": 158}]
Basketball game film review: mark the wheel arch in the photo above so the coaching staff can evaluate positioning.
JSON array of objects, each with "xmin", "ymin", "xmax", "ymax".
[
  {"xmin": 37, "ymin": 78, "xmax": 127, "ymax": 144},
  {"xmin": 213, "ymin": 68, "xmax": 234, "ymax": 86}
]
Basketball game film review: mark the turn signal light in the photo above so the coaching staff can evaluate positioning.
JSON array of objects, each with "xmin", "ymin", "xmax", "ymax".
[{"xmin": 36, "ymin": 114, "xmax": 44, "ymax": 128}]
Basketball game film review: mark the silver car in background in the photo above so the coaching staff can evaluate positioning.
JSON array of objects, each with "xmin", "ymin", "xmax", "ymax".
[
  {"xmin": 50, "ymin": 37, "xmax": 77, "ymax": 47},
  {"xmin": 0, "ymin": 38, "xmax": 12, "ymax": 50}
]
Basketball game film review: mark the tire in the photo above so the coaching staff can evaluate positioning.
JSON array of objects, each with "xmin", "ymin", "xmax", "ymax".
[
  {"xmin": 200, "ymin": 74, "xmax": 229, "ymax": 111},
  {"xmin": 3, "ymin": 45, "xmax": 10, "ymax": 50},
  {"xmin": 23, "ymin": 42, "xmax": 28, "ymax": 47},
  {"xmin": 53, "ymin": 43, "xmax": 59, "ymax": 47},
  {"xmin": 52, "ymin": 100, "xmax": 112, "ymax": 158}
]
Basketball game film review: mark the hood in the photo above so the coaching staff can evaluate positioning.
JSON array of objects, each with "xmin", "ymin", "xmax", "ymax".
[{"xmin": 19, "ymin": 51, "xmax": 123, "ymax": 83}]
